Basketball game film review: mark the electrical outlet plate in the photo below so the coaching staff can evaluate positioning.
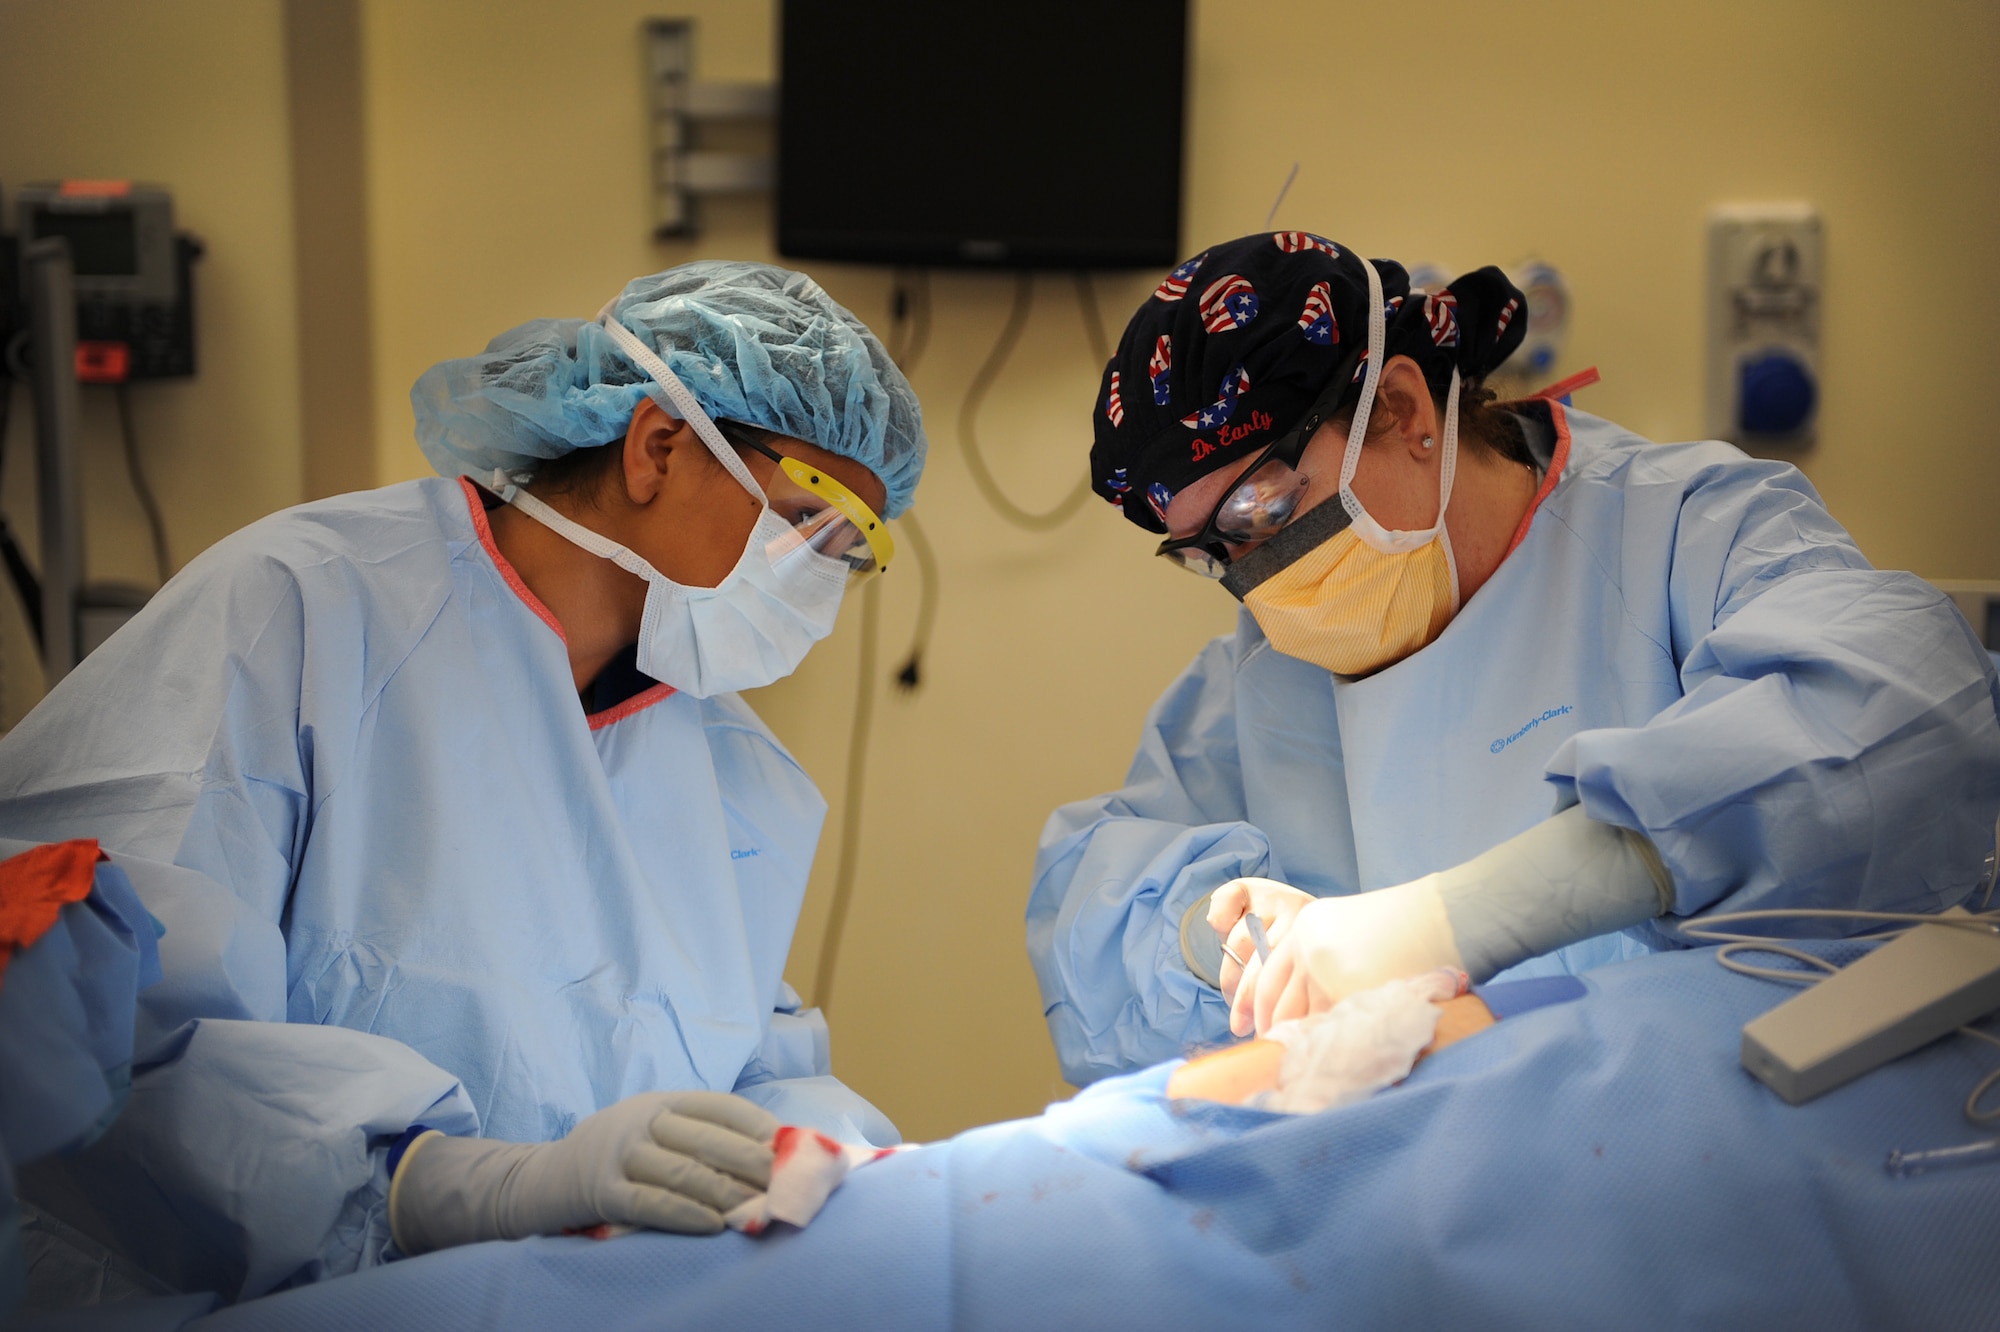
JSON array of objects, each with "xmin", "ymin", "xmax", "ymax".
[{"xmin": 1706, "ymin": 204, "xmax": 1822, "ymax": 449}]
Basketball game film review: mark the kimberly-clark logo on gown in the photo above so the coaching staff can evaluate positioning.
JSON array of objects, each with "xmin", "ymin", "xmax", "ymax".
[{"xmin": 1491, "ymin": 705, "xmax": 1575, "ymax": 755}]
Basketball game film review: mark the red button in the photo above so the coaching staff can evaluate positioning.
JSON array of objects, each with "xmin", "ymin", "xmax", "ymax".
[
  {"xmin": 58, "ymin": 179, "xmax": 132, "ymax": 197},
  {"xmin": 75, "ymin": 342, "xmax": 131, "ymax": 384}
]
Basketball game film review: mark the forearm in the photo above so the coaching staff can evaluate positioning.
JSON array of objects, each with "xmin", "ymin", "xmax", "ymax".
[
  {"xmin": 1434, "ymin": 805, "xmax": 1671, "ymax": 981},
  {"xmin": 1028, "ymin": 816, "xmax": 1268, "ymax": 1082},
  {"xmin": 18, "ymin": 851, "xmax": 476, "ymax": 1298},
  {"xmin": 1239, "ymin": 811, "xmax": 1668, "ymax": 1035},
  {"xmin": 1551, "ymin": 570, "xmax": 2000, "ymax": 924},
  {"xmin": 1168, "ymin": 994, "xmax": 1497, "ymax": 1104},
  {"xmin": 26, "ymin": 1020, "xmax": 475, "ymax": 1297},
  {"xmin": 389, "ymin": 1132, "xmax": 544, "ymax": 1253}
]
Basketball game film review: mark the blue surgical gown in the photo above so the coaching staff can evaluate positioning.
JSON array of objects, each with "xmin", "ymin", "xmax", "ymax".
[
  {"xmin": 0, "ymin": 845, "xmax": 161, "ymax": 1319},
  {"xmin": 1028, "ymin": 404, "xmax": 2000, "ymax": 1086},
  {"xmin": 0, "ymin": 477, "xmax": 891, "ymax": 1300}
]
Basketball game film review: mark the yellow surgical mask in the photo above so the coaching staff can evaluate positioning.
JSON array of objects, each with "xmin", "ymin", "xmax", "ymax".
[
  {"xmin": 1240, "ymin": 516, "xmax": 1458, "ymax": 676},
  {"xmin": 1221, "ymin": 260, "xmax": 1466, "ymax": 677}
]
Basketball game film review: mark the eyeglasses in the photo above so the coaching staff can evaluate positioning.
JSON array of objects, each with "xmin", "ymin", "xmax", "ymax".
[
  {"xmin": 1154, "ymin": 444, "xmax": 1312, "ymax": 578},
  {"xmin": 1152, "ymin": 370, "xmax": 1358, "ymax": 578},
  {"xmin": 719, "ymin": 425, "xmax": 896, "ymax": 578}
]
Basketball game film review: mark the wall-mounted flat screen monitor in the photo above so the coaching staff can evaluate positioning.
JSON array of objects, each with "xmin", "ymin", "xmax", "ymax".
[{"xmin": 778, "ymin": 0, "xmax": 1187, "ymax": 270}]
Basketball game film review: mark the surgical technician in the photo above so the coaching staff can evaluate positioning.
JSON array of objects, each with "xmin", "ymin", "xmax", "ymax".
[
  {"xmin": 0, "ymin": 262, "xmax": 923, "ymax": 1291},
  {"xmin": 1027, "ymin": 232, "xmax": 2000, "ymax": 1083}
]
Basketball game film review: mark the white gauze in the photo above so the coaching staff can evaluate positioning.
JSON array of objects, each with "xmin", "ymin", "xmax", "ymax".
[{"xmin": 1253, "ymin": 968, "xmax": 1467, "ymax": 1115}]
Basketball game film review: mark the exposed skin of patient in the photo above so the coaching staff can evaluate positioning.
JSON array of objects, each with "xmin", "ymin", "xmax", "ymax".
[{"xmin": 1166, "ymin": 994, "xmax": 1499, "ymax": 1105}]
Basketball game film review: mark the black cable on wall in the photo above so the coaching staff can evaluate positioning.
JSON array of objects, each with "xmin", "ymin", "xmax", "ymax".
[
  {"xmin": 115, "ymin": 385, "xmax": 173, "ymax": 584},
  {"xmin": 812, "ymin": 267, "xmax": 1115, "ymax": 1011}
]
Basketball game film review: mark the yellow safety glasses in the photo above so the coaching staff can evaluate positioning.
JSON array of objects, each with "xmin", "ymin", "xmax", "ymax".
[{"xmin": 733, "ymin": 433, "xmax": 895, "ymax": 578}]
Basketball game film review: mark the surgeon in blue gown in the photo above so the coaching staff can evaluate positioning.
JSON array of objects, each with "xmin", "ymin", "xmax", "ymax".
[
  {"xmin": 0, "ymin": 261, "xmax": 923, "ymax": 1299},
  {"xmin": 1027, "ymin": 232, "xmax": 2000, "ymax": 1085}
]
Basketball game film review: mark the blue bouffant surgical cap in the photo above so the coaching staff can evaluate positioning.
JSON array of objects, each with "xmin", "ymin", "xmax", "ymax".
[{"xmin": 412, "ymin": 261, "xmax": 927, "ymax": 516}]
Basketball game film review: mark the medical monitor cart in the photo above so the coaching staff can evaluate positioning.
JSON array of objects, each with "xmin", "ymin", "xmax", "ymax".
[{"xmin": 2, "ymin": 182, "xmax": 200, "ymax": 687}]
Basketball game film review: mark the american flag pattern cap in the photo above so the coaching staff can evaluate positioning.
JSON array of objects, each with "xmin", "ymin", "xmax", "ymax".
[{"xmin": 1090, "ymin": 232, "xmax": 1529, "ymax": 533}]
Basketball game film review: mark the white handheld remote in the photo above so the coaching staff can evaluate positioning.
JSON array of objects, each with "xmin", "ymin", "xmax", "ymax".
[{"xmin": 1741, "ymin": 908, "xmax": 2000, "ymax": 1105}]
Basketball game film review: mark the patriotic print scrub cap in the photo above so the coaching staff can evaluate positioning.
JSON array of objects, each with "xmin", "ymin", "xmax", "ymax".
[
  {"xmin": 1090, "ymin": 232, "xmax": 1529, "ymax": 533},
  {"xmin": 413, "ymin": 261, "xmax": 927, "ymax": 518}
]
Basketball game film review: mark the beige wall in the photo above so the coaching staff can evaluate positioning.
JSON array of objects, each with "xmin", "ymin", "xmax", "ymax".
[
  {"xmin": 0, "ymin": 0, "xmax": 304, "ymax": 723},
  {"xmin": 2, "ymin": 0, "xmax": 1995, "ymax": 1140},
  {"xmin": 1197, "ymin": 0, "xmax": 2000, "ymax": 577}
]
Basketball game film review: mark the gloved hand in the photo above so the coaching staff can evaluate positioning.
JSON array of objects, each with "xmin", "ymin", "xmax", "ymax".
[
  {"xmin": 1232, "ymin": 880, "xmax": 1462, "ymax": 1036},
  {"xmin": 390, "ymin": 1090, "xmax": 779, "ymax": 1254},
  {"xmin": 1225, "ymin": 807, "xmax": 1672, "ymax": 1037},
  {"xmin": 1205, "ymin": 877, "xmax": 1317, "ymax": 1006}
]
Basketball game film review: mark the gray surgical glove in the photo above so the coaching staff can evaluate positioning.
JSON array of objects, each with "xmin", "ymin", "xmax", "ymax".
[
  {"xmin": 1434, "ymin": 803, "xmax": 1674, "ymax": 980},
  {"xmin": 389, "ymin": 1090, "xmax": 779, "ymax": 1254}
]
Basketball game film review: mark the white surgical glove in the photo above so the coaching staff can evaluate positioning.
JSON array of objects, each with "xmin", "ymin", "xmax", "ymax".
[
  {"xmin": 1230, "ymin": 807, "xmax": 1673, "ymax": 1036},
  {"xmin": 389, "ymin": 1090, "xmax": 779, "ymax": 1254},
  {"xmin": 1234, "ymin": 881, "xmax": 1462, "ymax": 1035},
  {"xmin": 1201, "ymin": 877, "xmax": 1318, "ymax": 1001}
]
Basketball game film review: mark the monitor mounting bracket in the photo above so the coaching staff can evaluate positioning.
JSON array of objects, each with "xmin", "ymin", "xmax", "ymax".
[{"xmin": 645, "ymin": 20, "xmax": 775, "ymax": 240}]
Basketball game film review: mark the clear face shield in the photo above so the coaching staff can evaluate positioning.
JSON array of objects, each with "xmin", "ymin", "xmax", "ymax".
[
  {"xmin": 716, "ymin": 423, "xmax": 895, "ymax": 580},
  {"xmin": 592, "ymin": 309, "xmax": 894, "ymax": 581}
]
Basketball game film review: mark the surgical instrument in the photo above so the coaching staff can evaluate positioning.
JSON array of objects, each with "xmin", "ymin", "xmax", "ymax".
[
  {"xmin": 1218, "ymin": 913, "xmax": 1276, "ymax": 972},
  {"xmin": 1885, "ymin": 1136, "xmax": 2000, "ymax": 1178},
  {"xmin": 1245, "ymin": 913, "xmax": 1272, "ymax": 963}
]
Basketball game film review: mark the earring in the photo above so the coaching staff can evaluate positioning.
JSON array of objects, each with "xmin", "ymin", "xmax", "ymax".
[{"xmin": 1422, "ymin": 435, "xmax": 1436, "ymax": 450}]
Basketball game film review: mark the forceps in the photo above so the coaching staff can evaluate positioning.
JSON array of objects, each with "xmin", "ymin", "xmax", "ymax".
[{"xmin": 1220, "ymin": 912, "xmax": 1273, "ymax": 969}]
